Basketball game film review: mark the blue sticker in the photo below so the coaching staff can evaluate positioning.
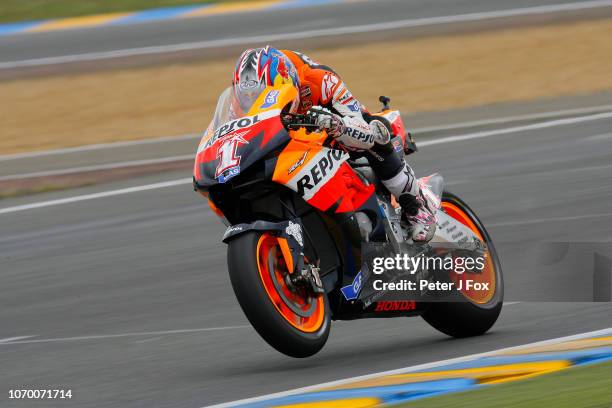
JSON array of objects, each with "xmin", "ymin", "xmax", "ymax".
[
  {"xmin": 341, "ymin": 270, "xmax": 363, "ymax": 301},
  {"xmin": 348, "ymin": 101, "xmax": 361, "ymax": 112},
  {"xmin": 260, "ymin": 90, "xmax": 280, "ymax": 108},
  {"xmin": 217, "ymin": 166, "xmax": 240, "ymax": 183}
]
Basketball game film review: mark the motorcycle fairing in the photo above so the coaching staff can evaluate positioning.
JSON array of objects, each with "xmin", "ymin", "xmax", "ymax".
[
  {"xmin": 195, "ymin": 83, "xmax": 376, "ymax": 214},
  {"xmin": 194, "ymin": 86, "xmax": 298, "ymax": 188},
  {"xmin": 194, "ymin": 112, "xmax": 289, "ymax": 187},
  {"xmin": 372, "ymin": 109, "xmax": 417, "ymax": 154},
  {"xmin": 373, "ymin": 110, "xmax": 405, "ymax": 141},
  {"xmin": 272, "ymin": 132, "xmax": 375, "ymax": 214}
]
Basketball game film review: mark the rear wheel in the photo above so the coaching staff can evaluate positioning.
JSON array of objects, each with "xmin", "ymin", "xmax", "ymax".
[
  {"xmin": 421, "ymin": 191, "xmax": 503, "ymax": 337},
  {"xmin": 228, "ymin": 231, "xmax": 330, "ymax": 357}
]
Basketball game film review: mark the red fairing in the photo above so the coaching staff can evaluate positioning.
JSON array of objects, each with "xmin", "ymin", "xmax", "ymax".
[
  {"xmin": 391, "ymin": 115, "xmax": 406, "ymax": 145},
  {"xmin": 194, "ymin": 113, "xmax": 284, "ymax": 183},
  {"xmin": 372, "ymin": 110, "xmax": 407, "ymax": 150},
  {"xmin": 308, "ymin": 162, "xmax": 375, "ymax": 213},
  {"xmin": 388, "ymin": 111, "xmax": 407, "ymax": 146}
]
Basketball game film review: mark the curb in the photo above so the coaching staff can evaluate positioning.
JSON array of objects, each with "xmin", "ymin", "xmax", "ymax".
[
  {"xmin": 0, "ymin": 0, "xmax": 348, "ymax": 36},
  {"xmin": 213, "ymin": 328, "xmax": 612, "ymax": 407}
]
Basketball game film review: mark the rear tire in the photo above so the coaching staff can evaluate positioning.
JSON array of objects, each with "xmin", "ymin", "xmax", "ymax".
[
  {"xmin": 228, "ymin": 231, "xmax": 330, "ymax": 357},
  {"xmin": 421, "ymin": 191, "xmax": 503, "ymax": 337}
]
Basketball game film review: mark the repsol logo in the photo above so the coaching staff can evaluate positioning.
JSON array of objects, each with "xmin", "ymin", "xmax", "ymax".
[
  {"xmin": 343, "ymin": 127, "xmax": 374, "ymax": 144},
  {"xmin": 296, "ymin": 149, "xmax": 346, "ymax": 196},
  {"xmin": 206, "ymin": 111, "xmax": 278, "ymax": 148},
  {"xmin": 214, "ymin": 116, "xmax": 260, "ymax": 140}
]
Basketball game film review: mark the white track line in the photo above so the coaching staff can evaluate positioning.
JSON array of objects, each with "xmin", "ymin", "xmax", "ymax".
[
  {"xmin": 1, "ymin": 104, "xmax": 610, "ymax": 163},
  {"xmin": 0, "ymin": 303, "xmax": 518, "ymax": 345},
  {"xmin": 0, "ymin": 133, "xmax": 198, "ymax": 162},
  {"xmin": 0, "ymin": 304, "xmax": 521, "ymax": 345},
  {"xmin": 586, "ymin": 132, "xmax": 612, "ymax": 141},
  {"xmin": 0, "ymin": 336, "xmax": 35, "ymax": 344},
  {"xmin": 418, "ymin": 111, "xmax": 612, "ymax": 147},
  {"xmin": 489, "ymin": 211, "xmax": 612, "ymax": 227},
  {"xmin": 2, "ymin": 110, "xmax": 612, "ymax": 216},
  {"xmin": 0, "ymin": 326, "xmax": 250, "ymax": 346},
  {"xmin": 2, "ymin": 0, "xmax": 612, "ymax": 70},
  {"xmin": 207, "ymin": 327, "xmax": 612, "ymax": 408},
  {"xmin": 413, "ymin": 104, "xmax": 612, "ymax": 133},
  {"xmin": 0, "ymin": 154, "xmax": 193, "ymax": 181},
  {"xmin": 0, "ymin": 177, "xmax": 192, "ymax": 215}
]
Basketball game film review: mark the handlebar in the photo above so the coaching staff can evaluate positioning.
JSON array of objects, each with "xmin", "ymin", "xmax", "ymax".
[{"xmin": 282, "ymin": 113, "xmax": 320, "ymax": 130}]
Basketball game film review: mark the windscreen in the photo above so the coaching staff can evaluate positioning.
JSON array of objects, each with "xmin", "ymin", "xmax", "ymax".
[
  {"xmin": 209, "ymin": 84, "xmax": 269, "ymax": 133},
  {"xmin": 209, "ymin": 87, "xmax": 237, "ymax": 132}
]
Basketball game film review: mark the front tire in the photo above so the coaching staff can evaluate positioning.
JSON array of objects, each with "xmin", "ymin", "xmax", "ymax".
[
  {"xmin": 228, "ymin": 231, "xmax": 330, "ymax": 357},
  {"xmin": 421, "ymin": 191, "xmax": 503, "ymax": 337}
]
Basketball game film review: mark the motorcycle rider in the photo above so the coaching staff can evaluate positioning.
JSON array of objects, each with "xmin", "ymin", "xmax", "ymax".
[{"xmin": 232, "ymin": 46, "xmax": 436, "ymax": 242}]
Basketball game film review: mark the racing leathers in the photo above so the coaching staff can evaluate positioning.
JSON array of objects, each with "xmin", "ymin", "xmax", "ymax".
[{"xmin": 282, "ymin": 50, "xmax": 436, "ymax": 242}]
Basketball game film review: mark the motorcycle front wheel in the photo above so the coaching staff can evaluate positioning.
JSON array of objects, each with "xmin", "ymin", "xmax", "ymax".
[{"xmin": 227, "ymin": 231, "xmax": 330, "ymax": 358}]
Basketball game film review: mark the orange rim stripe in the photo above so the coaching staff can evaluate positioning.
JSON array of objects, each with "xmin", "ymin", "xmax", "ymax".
[
  {"xmin": 442, "ymin": 201, "xmax": 497, "ymax": 304},
  {"xmin": 256, "ymin": 233, "xmax": 325, "ymax": 332}
]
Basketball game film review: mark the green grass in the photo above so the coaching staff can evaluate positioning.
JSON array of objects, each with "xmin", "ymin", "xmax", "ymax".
[
  {"xmin": 0, "ymin": 0, "xmax": 255, "ymax": 23},
  {"xmin": 398, "ymin": 361, "xmax": 612, "ymax": 408}
]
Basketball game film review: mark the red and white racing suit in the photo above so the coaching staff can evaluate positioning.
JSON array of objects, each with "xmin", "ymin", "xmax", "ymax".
[{"xmin": 282, "ymin": 50, "xmax": 420, "ymax": 202}]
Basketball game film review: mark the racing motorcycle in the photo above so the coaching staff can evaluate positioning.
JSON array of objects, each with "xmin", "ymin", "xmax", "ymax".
[{"xmin": 194, "ymin": 84, "xmax": 503, "ymax": 357}]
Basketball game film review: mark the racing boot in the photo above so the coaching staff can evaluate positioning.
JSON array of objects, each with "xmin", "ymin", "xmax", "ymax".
[
  {"xmin": 399, "ymin": 189, "xmax": 437, "ymax": 242},
  {"xmin": 382, "ymin": 164, "xmax": 437, "ymax": 242}
]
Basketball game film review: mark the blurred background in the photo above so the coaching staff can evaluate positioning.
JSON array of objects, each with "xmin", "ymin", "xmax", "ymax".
[{"xmin": 1, "ymin": 0, "xmax": 611, "ymax": 407}]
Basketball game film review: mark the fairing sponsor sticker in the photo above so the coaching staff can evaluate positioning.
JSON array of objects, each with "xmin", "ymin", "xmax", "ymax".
[
  {"xmin": 200, "ymin": 109, "xmax": 280, "ymax": 151},
  {"xmin": 286, "ymin": 147, "xmax": 349, "ymax": 200},
  {"xmin": 285, "ymin": 221, "xmax": 304, "ymax": 247},
  {"xmin": 260, "ymin": 90, "xmax": 280, "ymax": 109},
  {"xmin": 215, "ymin": 130, "xmax": 249, "ymax": 183},
  {"xmin": 341, "ymin": 270, "xmax": 363, "ymax": 301},
  {"xmin": 374, "ymin": 300, "xmax": 416, "ymax": 312},
  {"xmin": 288, "ymin": 150, "xmax": 309, "ymax": 175}
]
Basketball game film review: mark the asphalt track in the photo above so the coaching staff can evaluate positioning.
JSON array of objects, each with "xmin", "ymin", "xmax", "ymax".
[
  {"xmin": 1, "ymin": 103, "xmax": 612, "ymax": 407},
  {"xmin": 1, "ymin": 1, "xmax": 612, "ymax": 406},
  {"xmin": 3, "ymin": 0, "xmax": 612, "ymax": 72}
]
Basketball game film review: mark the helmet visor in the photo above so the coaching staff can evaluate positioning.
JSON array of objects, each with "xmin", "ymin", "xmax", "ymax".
[{"xmin": 234, "ymin": 77, "xmax": 266, "ymax": 113}]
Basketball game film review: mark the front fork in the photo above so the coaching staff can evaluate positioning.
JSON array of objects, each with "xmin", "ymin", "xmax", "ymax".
[{"xmin": 222, "ymin": 219, "xmax": 324, "ymax": 295}]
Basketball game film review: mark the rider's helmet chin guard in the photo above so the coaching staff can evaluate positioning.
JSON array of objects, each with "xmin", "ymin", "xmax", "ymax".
[{"xmin": 233, "ymin": 46, "xmax": 301, "ymax": 113}]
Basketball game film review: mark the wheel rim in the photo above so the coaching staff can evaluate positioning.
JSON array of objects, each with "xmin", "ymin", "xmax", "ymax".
[
  {"xmin": 442, "ymin": 201, "xmax": 497, "ymax": 304},
  {"xmin": 256, "ymin": 233, "xmax": 325, "ymax": 332}
]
